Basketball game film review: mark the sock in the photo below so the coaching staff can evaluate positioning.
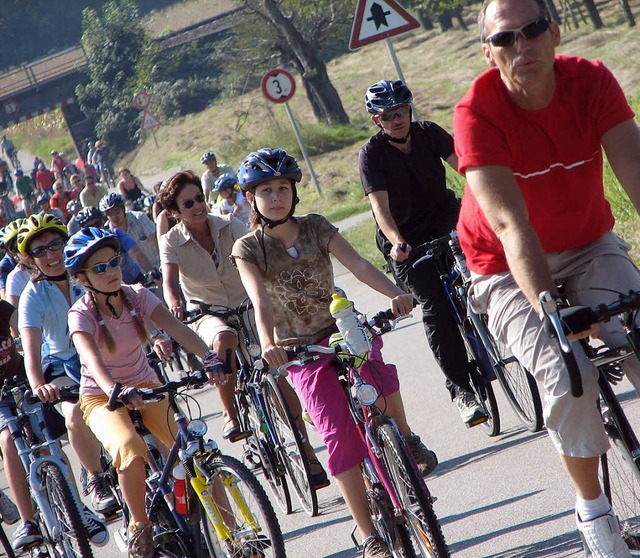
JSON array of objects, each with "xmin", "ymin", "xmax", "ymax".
[{"xmin": 576, "ymin": 492, "xmax": 611, "ymax": 521}]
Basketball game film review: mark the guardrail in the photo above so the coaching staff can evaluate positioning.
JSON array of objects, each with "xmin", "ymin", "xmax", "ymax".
[{"xmin": 0, "ymin": 46, "xmax": 87, "ymax": 101}]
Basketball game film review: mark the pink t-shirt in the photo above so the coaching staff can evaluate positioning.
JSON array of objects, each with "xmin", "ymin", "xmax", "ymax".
[
  {"xmin": 454, "ymin": 55, "xmax": 634, "ymax": 275},
  {"xmin": 69, "ymin": 284, "xmax": 161, "ymax": 395}
]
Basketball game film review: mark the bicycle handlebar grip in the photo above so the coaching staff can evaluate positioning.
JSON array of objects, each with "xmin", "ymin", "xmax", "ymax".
[
  {"xmin": 106, "ymin": 382, "xmax": 123, "ymax": 411},
  {"xmin": 563, "ymin": 349, "xmax": 584, "ymax": 398}
]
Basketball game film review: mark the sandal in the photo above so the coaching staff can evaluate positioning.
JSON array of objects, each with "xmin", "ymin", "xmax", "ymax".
[
  {"xmin": 222, "ymin": 418, "xmax": 242, "ymax": 440},
  {"xmin": 308, "ymin": 458, "xmax": 330, "ymax": 490}
]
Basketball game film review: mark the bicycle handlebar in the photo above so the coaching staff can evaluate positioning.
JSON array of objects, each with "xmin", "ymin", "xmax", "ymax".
[
  {"xmin": 410, "ymin": 231, "xmax": 458, "ymax": 268},
  {"xmin": 1, "ymin": 376, "xmax": 80, "ymax": 405},
  {"xmin": 106, "ymin": 369, "xmax": 209, "ymax": 411},
  {"xmin": 182, "ymin": 299, "xmax": 254, "ymax": 325},
  {"xmin": 274, "ymin": 309, "xmax": 411, "ymax": 375}
]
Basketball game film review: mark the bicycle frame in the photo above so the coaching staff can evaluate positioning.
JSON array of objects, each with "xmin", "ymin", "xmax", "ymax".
[{"xmin": 4, "ymin": 385, "xmax": 85, "ymax": 543}]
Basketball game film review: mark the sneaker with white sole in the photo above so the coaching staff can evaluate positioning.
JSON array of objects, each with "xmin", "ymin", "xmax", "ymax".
[
  {"xmin": 87, "ymin": 473, "xmax": 119, "ymax": 515},
  {"xmin": 0, "ymin": 489, "xmax": 19, "ymax": 525},
  {"xmin": 454, "ymin": 390, "xmax": 489, "ymax": 427},
  {"xmin": 11, "ymin": 520, "xmax": 43, "ymax": 550},
  {"xmin": 83, "ymin": 505, "xmax": 109, "ymax": 547},
  {"xmin": 576, "ymin": 510, "xmax": 632, "ymax": 557}
]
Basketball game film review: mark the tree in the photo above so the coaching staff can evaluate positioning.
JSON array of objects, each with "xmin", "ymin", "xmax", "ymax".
[
  {"xmin": 76, "ymin": 0, "xmax": 152, "ymax": 155},
  {"xmin": 242, "ymin": 0, "xmax": 351, "ymax": 125}
]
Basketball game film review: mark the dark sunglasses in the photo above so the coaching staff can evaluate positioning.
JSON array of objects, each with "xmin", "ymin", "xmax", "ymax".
[
  {"xmin": 83, "ymin": 254, "xmax": 122, "ymax": 274},
  {"xmin": 378, "ymin": 106, "xmax": 411, "ymax": 122},
  {"xmin": 484, "ymin": 16, "xmax": 550, "ymax": 48},
  {"xmin": 29, "ymin": 238, "xmax": 65, "ymax": 258},
  {"xmin": 105, "ymin": 208, "xmax": 123, "ymax": 217},
  {"xmin": 182, "ymin": 193, "xmax": 206, "ymax": 209}
]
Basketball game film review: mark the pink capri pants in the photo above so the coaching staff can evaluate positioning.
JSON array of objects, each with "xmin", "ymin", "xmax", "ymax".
[{"xmin": 287, "ymin": 335, "xmax": 400, "ymax": 476}]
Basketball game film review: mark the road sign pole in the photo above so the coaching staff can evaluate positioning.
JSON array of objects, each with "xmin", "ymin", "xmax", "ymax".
[
  {"xmin": 283, "ymin": 102, "xmax": 321, "ymax": 197},
  {"xmin": 384, "ymin": 38, "xmax": 419, "ymax": 120}
]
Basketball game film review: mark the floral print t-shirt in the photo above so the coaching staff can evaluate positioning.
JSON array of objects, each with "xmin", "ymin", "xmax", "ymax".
[{"xmin": 232, "ymin": 213, "xmax": 338, "ymax": 347}]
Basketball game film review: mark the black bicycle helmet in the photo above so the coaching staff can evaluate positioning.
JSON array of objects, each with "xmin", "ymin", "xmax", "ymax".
[
  {"xmin": 64, "ymin": 227, "xmax": 121, "ymax": 276},
  {"xmin": 76, "ymin": 206, "xmax": 104, "ymax": 228},
  {"xmin": 365, "ymin": 80, "xmax": 413, "ymax": 115},
  {"xmin": 99, "ymin": 192, "xmax": 125, "ymax": 213},
  {"xmin": 237, "ymin": 148, "xmax": 302, "ymax": 193}
]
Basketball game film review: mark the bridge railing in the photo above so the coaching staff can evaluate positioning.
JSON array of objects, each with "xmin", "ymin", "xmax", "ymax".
[{"xmin": 0, "ymin": 46, "xmax": 87, "ymax": 101}]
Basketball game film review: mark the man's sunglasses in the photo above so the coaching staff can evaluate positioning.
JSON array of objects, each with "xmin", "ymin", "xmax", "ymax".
[
  {"xmin": 83, "ymin": 254, "xmax": 122, "ymax": 275},
  {"xmin": 29, "ymin": 238, "xmax": 65, "ymax": 258},
  {"xmin": 105, "ymin": 208, "xmax": 123, "ymax": 217},
  {"xmin": 484, "ymin": 16, "xmax": 550, "ymax": 48},
  {"xmin": 378, "ymin": 106, "xmax": 411, "ymax": 122},
  {"xmin": 182, "ymin": 193, "xmax": 206, "ymax": 209}
]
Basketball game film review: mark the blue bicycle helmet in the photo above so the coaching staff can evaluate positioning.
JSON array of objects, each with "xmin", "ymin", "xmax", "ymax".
[
  {"xmin": 76, "ymin": 206, "xmax": 104, "ymax": 227},
  {"xmin": 99, "ymin": 192, "xmax": 125, "ymax": 213},
  {"xmin": 64, "ymin": 227, "xmax": 120, "ymax": 276},
  {"xmin": 212, "ymin": 173, "xmax": 237, "ymax": 193},
  {"xmin": 237, "ymin": 148, "xmax": 302, "ymax": 193},
  {"xmin": 365, "ymin": 80, "xmax": 413, "ymax": 115}
]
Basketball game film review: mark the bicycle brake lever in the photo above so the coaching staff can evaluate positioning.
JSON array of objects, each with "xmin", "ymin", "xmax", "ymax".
[{"xmin": 539, "ymin": 291, "xmax": 571, "ymax": 353}]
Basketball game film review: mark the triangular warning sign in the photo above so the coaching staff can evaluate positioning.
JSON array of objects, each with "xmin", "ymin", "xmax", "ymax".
[
  {"xmin": 349, "ymin": 0, "xmax": 420, "ymax": 50},
  {"xmin": 141, "ymin": 109, "xmax": 163, "ymax": 132}
]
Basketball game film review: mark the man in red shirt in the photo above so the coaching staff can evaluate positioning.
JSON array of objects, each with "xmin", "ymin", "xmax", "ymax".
[
  {"xmin": 454, "ymin": 0, "xmax": 640, "ymax": 554},
  {"xmin": 35, "ymin": 163, "xmax": 55, "ymax": 195}
]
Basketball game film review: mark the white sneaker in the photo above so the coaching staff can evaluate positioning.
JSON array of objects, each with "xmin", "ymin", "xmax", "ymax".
[
  {"xmin": 454, "ymin": 390, "xmax": 489, "ymax": 427},
  {"xmin": 576, "ymin": 510, "xmax": 632, "ymax": 557}
]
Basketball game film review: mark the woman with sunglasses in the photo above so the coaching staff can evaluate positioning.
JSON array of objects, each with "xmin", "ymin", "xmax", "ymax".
[
  {"xmin": 16, "ymin": 215, "xmax": 114, "ymax": 549},
  {"xmin": 64, "ymin": 226, "xmax": 225, "ymax": 558},
  {"xmin": 159, "ymin": 170, "xmax": 248, "ymax": 440}
]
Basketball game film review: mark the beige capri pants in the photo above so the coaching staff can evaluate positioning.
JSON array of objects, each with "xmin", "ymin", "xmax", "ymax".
[
  {"xmin": 80, "ymin": 381, "xmax": 178, "ymax": 472},
  {"xmin": 470, "ymin": 231, "xmax": 640, "ymax": 458}
]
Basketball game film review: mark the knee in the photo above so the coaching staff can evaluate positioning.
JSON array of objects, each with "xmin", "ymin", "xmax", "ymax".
[
  {"xmin": 214, "ymin": 331, "xmax": 237, "ymax": 352},
  {"xmin": 65, "ymin": 403, "xmax": 88, "ymax": 432}
]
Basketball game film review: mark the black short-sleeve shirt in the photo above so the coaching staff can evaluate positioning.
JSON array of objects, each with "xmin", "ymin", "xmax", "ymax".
[{"xmin": 359, "ymin": 121, "xmax": 454, "ymax": 243}]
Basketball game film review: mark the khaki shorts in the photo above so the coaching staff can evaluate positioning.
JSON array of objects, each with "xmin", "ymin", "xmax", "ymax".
[
  {"xmin": 189, "ymin": 314, "xmax": 237, "ymax": 348},
  {"xmin": 470, "ymin": 231, "xmax": 640, "ymax": 458}
]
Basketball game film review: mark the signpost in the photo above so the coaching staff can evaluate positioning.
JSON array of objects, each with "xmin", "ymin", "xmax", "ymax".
[
  {"xmin": 261, "ymin": 70, "xmax": 321, "ymax": 196},
  {"xmin": 133, "ymin": 91, "xmax": 163, "ymax": 145},
  {"xmin": 349, "ymin": 0, "xmax": 420, "ymax": 117}
]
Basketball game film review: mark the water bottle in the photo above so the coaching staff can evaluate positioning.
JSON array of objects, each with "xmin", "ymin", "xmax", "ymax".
[
  {"xmin": 173, "ymin": 464, "xmax": 187, "ymax": 515},
  {"xmin": 329, "ymin": 292, "xmax": 371, "ymax": 358}
]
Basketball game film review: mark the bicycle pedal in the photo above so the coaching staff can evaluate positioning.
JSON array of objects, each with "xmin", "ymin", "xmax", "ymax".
[
  {"xmin": 229, "ymin": 430, "xmax": 251, "ymax": 443},
  {"xmin": 102, "ymin": 510, "xmax": 121, "ymax": 522},
  {"xmin": 114, "ymin": 527, "xmax": 128, "ymax": 553},
  {"xmin": 465, "ymin": 415, "xmax": 489, "ymax": 428}
]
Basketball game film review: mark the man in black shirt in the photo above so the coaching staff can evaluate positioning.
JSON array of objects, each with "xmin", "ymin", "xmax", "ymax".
[{"xmin": 359, "ymin": 79, "xmax": 487, "ymax": 427}]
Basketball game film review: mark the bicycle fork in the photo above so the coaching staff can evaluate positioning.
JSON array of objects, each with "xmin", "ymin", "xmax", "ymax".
[{"xmin": 191, "ymin": 458, "xmax": 261, "ymax": 542}]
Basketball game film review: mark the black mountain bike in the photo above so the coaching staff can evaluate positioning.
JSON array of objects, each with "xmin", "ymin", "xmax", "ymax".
[
  {"xmin": 542, "ymin": 289, "xmax": 640, "ymax": 553},
  {"xmin": 411, "ymin": 232, "xmax": 544, "ymax": 436},
  {"xmin": 185, "ymin": 299, "xmax": 320, "ymax": 517}
]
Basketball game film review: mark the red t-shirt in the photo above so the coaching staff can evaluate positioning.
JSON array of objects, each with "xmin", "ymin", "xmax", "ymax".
[
  {"xmin": 454, "ymin": 55, "xmax": 635, "ymax": 274},
  {"xmin": 36, "ymin": 169, "xmax": 55, "ymax": 191}
]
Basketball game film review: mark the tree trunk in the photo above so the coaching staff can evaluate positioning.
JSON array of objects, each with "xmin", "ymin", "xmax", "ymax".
[
  {"xmin": 619, "ymin": 0, "xmax": 636, "ymax": 26},
  {"xmin": 252, "ymin": 0, "xmax": 349, "ymax": 125},
  {"xmin": 582, "ymin": 0, "xmax": 603, "ymax": 28}
]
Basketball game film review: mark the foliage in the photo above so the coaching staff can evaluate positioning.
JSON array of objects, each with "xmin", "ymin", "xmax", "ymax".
[{"xmin": 76, "ymin": 0, "xmax": 151, "ymax": 156}]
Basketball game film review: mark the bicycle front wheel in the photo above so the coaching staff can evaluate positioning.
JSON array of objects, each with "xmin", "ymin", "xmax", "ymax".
[
  {"xmin": 199, "ymin": 454, "xmax": 286, "ymax": 558},
  {"xmin": 491, "ymin": 338, "xmax": 543, "ymax": 432},
  {"xmin": 378, "ymin": 420, "xmax": 449, "ymax": 558},
  {"xmin": 263, "ymin": 374, "xmax": 318, "ymax": 517},
  {"xmin": 41, "ymin": 462, "xmax": 94, "ymax": 558},
  {"xmin": 601, "ymin": 406, "xmax": 640, "ymax": 550}
]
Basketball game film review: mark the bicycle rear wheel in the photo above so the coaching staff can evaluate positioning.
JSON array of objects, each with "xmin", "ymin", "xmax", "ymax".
[
  {"xmin": 377, "ymin": 420, "xmax": 449, "ymax": 557},
  {"xmin": 263, "ymin": 374, "xmax": 318, "ymax": 517},
  {"xmin": 199, "ymin": 454, "xmax": 286, "ymax": 558},
  {"xmin": 490, "ymin": 337, "xmax": 544, "ymax": 432},
  {"xmin": 41, "ymin": 462, "xmax": 94, "ymax": 558}
]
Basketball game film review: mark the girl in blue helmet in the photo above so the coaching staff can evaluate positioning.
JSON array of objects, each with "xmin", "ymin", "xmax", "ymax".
[
  {"xmin": 64, "ymin": 226, "xmax": 226, "ymax": 558},
  {"xmin": 231, "ymin": 148, "xmax": 438, "ymax": 558}
]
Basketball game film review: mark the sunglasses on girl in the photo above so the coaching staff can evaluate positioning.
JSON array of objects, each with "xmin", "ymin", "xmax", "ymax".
[
  {"xmin": 83, "ymin": 254, "xmax": 122, "ymax": 274},
  {"xmin": 182, "ymin": 193, "xmax": 206, "ymax": 209},
  {"xmin": 29, "ymin": 238, "xmax": 65, "ymax": 258},
  {"xmin": 484, "ymin": 16, "xmax": 550, "ymax": 48},
  {"xmin": 378, "ymin": 106, "xmax": 411, "ymax": 122}
]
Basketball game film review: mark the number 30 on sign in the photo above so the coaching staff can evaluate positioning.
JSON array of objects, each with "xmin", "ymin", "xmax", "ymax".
[{"xmin": 261, "ymin": 69, "xmax": 296, "ymax": 104}]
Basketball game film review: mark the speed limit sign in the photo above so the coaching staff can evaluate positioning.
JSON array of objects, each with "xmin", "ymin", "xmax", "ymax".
[{"xmin": 261, "ymin": 69, "xmax": 296, "ymax": 103}]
